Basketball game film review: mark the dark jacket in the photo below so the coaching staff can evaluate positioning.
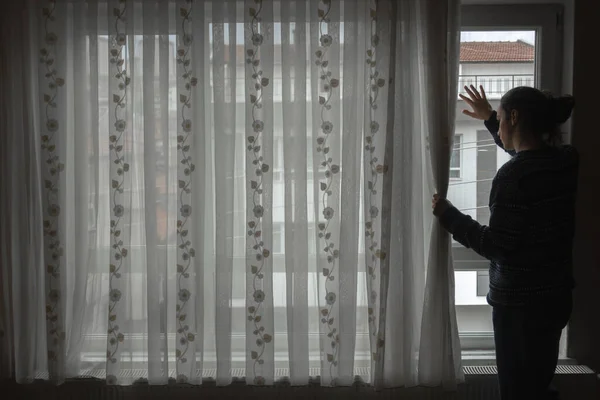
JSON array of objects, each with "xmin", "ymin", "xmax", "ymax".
[{"xmin": 439, "ymin": 112, "xmax": 579, "ymax": 306}]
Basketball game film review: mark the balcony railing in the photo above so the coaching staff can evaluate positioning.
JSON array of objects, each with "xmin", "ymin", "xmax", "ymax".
[{"xmin": 458, "ymin": 74, "xmax": 535, "ymax": 98}]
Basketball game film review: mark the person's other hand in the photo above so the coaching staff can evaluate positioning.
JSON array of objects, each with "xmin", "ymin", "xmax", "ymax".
[
  {"xmin": 459, "ymin": 85, "xmax": 494, "ymax": 120},
  {"xmin": 432, "ymin": 194, "xmax": 452, "ymax": 217}
]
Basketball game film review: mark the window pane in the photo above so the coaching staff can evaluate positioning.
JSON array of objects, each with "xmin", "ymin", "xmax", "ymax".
[
  {"xmin": 476, "ymin": 271, "xmax": 490, "ymax": 297},
  {"xmin": 450, "ymin": 135, "xmax": 461, "ymax": 169},
  {"xmin": 453, "ymin": 30, "xmax": 536, "ymax": 340},
  {"xmin": 450, "ymin": 134, "xmax": 462, "ymax": 179}
]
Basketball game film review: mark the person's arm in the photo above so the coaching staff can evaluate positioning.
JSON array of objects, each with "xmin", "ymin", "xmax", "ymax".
[
  {"xmin": 484, "ymin": 111, "xmax": 516, "ymax": 157},
  {"xmin": 438, "ymin": 175, "xmax": 526, "ymax": 263}
]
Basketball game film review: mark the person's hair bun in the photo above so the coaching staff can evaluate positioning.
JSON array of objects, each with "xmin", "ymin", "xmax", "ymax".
[{"xmin": 549, "ymin": 95, "xmax": 575, "ymax": 125}]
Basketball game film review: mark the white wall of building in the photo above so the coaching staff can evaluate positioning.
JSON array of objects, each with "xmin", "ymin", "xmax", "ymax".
[{"xmin": 461, "ymin": 62, "xmax": 533, "ymax": 76}]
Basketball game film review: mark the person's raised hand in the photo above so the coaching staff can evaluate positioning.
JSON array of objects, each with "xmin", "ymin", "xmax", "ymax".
[{"xmin": 459, "ymin": 85, "xmax": 494, "ymax": 121}]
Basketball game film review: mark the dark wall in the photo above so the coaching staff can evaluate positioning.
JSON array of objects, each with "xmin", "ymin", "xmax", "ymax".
[{"xmin": 567, "ymin": 0, "xmax": 600, "ymax": 372}]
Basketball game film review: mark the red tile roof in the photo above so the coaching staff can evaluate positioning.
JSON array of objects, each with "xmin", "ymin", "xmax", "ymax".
[{"xmin": 460, "ymin": 40, "xmax": 534, "ymax": 63}]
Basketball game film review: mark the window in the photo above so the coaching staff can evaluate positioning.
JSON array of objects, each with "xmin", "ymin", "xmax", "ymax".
[
  {"xmin": 84, "ymin": 6, "xmax": 567, "ymax": 362},
  {"xmin": 450, "ymin": 134, "xmax": 462, "ymax": 179},
  {"xmin": 453, "ymin": 27, "xmax": 538, "ymax": 348},
  {"xmin": 454, "ymin": 4, "xmax": 565, "ymax": 353},
  {"xmin": 272, "ymin": 222, "xmax": 284, "ymax": 254},
  {"xmin": 476, "ymin": 271, "xmax": 489, "ymax": 297}
]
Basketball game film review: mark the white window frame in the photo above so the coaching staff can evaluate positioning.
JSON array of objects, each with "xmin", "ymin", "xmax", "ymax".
[{"xmin": 450, "ymin": 134, "xmax": 462, "ymax": 180}]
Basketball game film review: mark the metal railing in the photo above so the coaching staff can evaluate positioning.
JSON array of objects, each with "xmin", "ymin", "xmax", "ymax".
[{"xmin": 459, "ymin": 74, "xmax": 535, "ymax": 98}]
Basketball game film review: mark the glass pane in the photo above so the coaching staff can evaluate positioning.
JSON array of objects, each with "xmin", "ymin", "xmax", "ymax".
[
  {"xmin": 450, "ymin": 134, "xmax": 462, "ymax": 179},
  {"xmin": 452, "ymin": 30, "xmax": 536, "ymax": 339},
  {"xmin": 456, "ymin": 271, "xmax": 493, "ymax": 333}
]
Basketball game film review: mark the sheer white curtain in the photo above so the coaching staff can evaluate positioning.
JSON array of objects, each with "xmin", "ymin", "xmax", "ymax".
[
  {"xmin": 417, "ymin": 0, "xmax": 464, "ymax": 389},
  {"xmin": 0, "ymin": 0, "xmax": 462, "ymax": 389},
  {"xmin": 374, "ymin": 0, "xmax": 463, "ymax": 389}
]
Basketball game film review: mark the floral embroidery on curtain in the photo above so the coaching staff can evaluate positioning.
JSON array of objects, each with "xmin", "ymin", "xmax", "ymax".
[
  {"xmin": 176, "ymin": 0, "xmax": 198, "ymax": 384},
  {"xmin": 107, "ymin": 0, "xmax": 130, "ymax": 385},
  {"xmin": 40, "ymin": 0, "xmax": 66, "ymax": 373},
  {"xmin": 364, "ymin": 0, "xmax": 387, "ymax": 365},
  {"xmin": 315, "ymin": 0, "xmax": 341, "ymax": 383},
  {"xmin": 245, "ymin": 0, "xmax": 273, "ymax": 386}
]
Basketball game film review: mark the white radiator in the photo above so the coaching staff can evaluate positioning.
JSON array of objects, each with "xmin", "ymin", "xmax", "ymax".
[
  {"xmin": 20, "ymin": 365, "xmax": 598, "ymax": 400},
  {"xmin": 37, "ymin": 364, "xmax": 596, "ymax": 381}
]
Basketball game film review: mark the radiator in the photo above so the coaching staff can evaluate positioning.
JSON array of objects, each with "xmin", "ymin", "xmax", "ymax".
[
  {"xmin": 14, "ymin": 365, "xmax": 597, "ymax": 400},
  {"xmin": 37, "ymin": 364, "xmax": 596, "ymax": 380}
]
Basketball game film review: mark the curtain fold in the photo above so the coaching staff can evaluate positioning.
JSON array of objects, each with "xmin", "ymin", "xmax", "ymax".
[
  {"xmin": 417, "ymin": 0, "xmax": 464, "ymax": 389},
  {"xmin": 0, "ymin": 0, "xmax": 463, "ymax": 389},
  {"xmin": 280, "ymin": 0, "xmax": 310, "ymax": 386},
  {"xmin": 1, "ymin": 1, "xmax": 47, "ymax": 382},
  {"xmin": 377, "ymin": 0, "xmax": 429, "ymax": 388}
]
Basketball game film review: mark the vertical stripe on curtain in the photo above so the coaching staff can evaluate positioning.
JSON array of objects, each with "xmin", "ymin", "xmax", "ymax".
[
  {"xmin": 105, "ymin": 0, "xmax": 134, "ymax": 385},
  {"xmin": 39, "ymin": 0, "xmax": 68, "ymax": 382},
  {"xmin": 244, "ymin": 0, "xmax": 276, "ymax": 386},
  {"xmin": 311, "ymin": 0, "xmax": 343, "ymax": 386},
  {"xmin": 145, "ymin": 0, "xmax": 170, "ymax": 384},
  {"xmin": 280, "ymin": 0, "xmax": 310, "ymax": 386},
  {"xmin": 175, "ymin": 0, "xmax": 197, "ymax": 384},
  {"xmin": 211, "ymin": 0, "xmax": 235, "ymax": 385},
  {"xmin": 365, "ymin": 0, "xmax": 391, "ymax": 389}
]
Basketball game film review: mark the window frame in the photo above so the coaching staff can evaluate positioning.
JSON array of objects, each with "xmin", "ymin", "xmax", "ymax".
[
  {"xmin": 456, "ymin": 4, "xmax": 564, "ymax": 356},
  {"xmin": 450, "ymin": 133, "xmax": 463, "ymax": 180},
  {"xmin": 455, "ymin": 3, "xmax": 564, "ymax": 274}
]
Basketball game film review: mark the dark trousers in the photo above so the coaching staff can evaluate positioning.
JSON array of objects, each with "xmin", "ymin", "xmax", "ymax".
[{"xmin": 492, "ymin": 293, "xmax": 572, "ymax": 400}]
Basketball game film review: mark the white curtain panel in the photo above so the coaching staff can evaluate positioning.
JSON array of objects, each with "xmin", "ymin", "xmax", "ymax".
[{"xmin": 0, "ymin": 0, "xmax": 462, "ymax": 389}]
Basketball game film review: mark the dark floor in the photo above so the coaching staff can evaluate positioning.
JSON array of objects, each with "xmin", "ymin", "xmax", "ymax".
[{"xmin": 1, "ymin": 374, "xmax": 599, "ymax": 400}]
